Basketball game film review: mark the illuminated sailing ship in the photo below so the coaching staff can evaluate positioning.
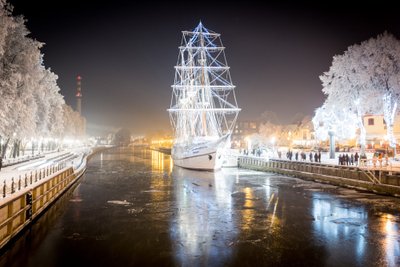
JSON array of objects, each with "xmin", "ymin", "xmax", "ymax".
[{"xmin": 168, "ymin": 22, "xmax": 240, "ymax": 170}]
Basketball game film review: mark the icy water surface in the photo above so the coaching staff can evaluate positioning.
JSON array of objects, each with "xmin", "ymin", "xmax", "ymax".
[{"xmin": 1, "ymin": 147, "xmax": 400, "ymax": 267}]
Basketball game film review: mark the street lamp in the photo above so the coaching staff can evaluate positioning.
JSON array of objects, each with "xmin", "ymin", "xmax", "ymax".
[
  {"xmin": 270, "ymin": 136, "xmax": 276, "ymax": 155},
  {"xmin": 31, "ymin": 138, "xmax": 34, "ymax": 156},
  {"xmin": 244, "ymin": 136, "xmax": 252, "ymax": 154}
]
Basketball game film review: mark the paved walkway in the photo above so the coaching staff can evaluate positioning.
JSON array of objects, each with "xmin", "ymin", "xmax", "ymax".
[
  {"xmin": 245, "ymin": 151, "xmax": 400, "ymax": 172},
  {"xmin": 0, "ymin": 147, "xmax": 90, "ymax": 198}
]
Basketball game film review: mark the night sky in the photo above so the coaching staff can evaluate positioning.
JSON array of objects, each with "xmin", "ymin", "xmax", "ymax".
[{"xmin": 7, "ymin": 1, "xmax": 400, "ymax": 135}]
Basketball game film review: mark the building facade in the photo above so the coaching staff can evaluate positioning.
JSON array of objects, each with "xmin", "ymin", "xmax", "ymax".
[
  {"xmin": 232, "ymin": 120, "xmax": 260, "ymax": 148},
  {"xmin": 363, "ymin": 114, "xmax": 400, "ymax": 149}
]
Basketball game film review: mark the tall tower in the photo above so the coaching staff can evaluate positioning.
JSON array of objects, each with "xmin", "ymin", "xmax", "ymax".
[{"xmin": 76, "ymin": 75, "xmax": 82, "ymax": 115}]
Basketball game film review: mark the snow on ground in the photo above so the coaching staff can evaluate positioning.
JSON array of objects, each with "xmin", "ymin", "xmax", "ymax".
[
  {"xmin": 0, "ymin": 147, "xmax": 90, "ymax": 198},
  {"xmin": 250, "ymin": 151, "xmax": 400, "ymax": 172}
]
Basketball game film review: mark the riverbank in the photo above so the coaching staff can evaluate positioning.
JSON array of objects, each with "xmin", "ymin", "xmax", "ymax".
[
  {"xmin": 239, "ymin": 156, "xmax": 400, "ymax": 197},
  {"xmin": 2, "ymin": 147, "xmax": 400, "ymax": 267},
  {"xmin": 0, "ymin": 146, "xmax": 111, "ymax": 250},
  {"xmin": 150, "ymin": 146, "xmax": 171, "ymax": 155}
]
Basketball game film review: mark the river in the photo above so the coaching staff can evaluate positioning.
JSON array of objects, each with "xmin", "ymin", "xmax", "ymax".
[{"xmin": 1, "ymin": 147, "xmax": 400, "ymax": 267}]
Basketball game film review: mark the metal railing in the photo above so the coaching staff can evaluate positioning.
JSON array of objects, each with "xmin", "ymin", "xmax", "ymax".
[
  {"xmin": 238, "ymin": 156, "xmax": 400, "ymax": 186},
  {"xmin": 3, "ymin": 154, "xmax": 44, "ymax": 167},
  {"xmin": 1, "ymin": 162, "xmax": 67, "ymax": 199}
]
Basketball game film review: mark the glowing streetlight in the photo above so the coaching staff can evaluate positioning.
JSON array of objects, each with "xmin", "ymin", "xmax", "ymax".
[
  {"xmin": 270, "ymin": 136, "xmax": 276, "ymax": 153},
  {"xmin": 244, "ymin": 136, "xmax": 252, "ymax": 152},
  {"xmin": 270, "ymin": 136, "xmax": 276, "ymax": 145}
]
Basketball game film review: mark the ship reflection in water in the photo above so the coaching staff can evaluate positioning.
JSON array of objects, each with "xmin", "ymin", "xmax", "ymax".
[{"xmin": 171, "ymin": 167, "xmax": 237, "ymax": 266}]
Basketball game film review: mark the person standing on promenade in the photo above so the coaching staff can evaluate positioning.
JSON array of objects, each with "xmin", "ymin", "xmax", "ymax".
[{"xmin": 354, "ymin": 152, "xmax": 359, "ymax": 166}]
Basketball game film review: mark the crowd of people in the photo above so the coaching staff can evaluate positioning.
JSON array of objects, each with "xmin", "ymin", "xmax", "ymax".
[
  {"xmin": 338, "ymin": 152, "xmax": 359, "ymax": 165},
  {"xmin": 279, "ymin": 150, "xmax": 322, "ymax": 163},
  {"xmin": 241, "ymin": 147, "xmax": 392, "ymax": 169},
  {"xmin": 276, "ymin": 150, "xmax": 390, "ymax": 168}
]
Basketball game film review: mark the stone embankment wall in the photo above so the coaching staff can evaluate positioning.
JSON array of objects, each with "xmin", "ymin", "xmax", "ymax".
[
  {"xmin": 0, "ymin": 146, "xmax": 111, "ymax": 250},
  {"xmin": 239, "ymin": 157, "xmax": 400, "ymax": 197}
]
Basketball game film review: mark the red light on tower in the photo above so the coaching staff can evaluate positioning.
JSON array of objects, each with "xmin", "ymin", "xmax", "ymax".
[{"xmin": 76, "ymin": 75, "xmax": 82, "ymax": 114}]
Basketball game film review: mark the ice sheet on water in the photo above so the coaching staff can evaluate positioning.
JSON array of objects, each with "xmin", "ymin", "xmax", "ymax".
[
  {"xmin": 232, "ymin": 170, "xmax": 267, "ymax": 176},
  {"xmin": 128, "ymin": 208, "xmax": 144, "ymax": 214},
  {"xmin": 231, "ymin": 191, "xmax": 245, "ymax": 197},
  {"xmin": 107, "ymin": 200, "xmax": 131, "ymax": 205},
  {"xmin": 141, "ymin": 189, "xmax": 164, "ymax": 193},
  {"xmin": 69, "ymin": 198, "xmax": 83, "ymax": 203},
  {"xmin": 330, "ymin": 218, "xmax": 365, "ymax": 226},
  {"xmin": 292, "ymin": 181, "xmax": 337, "ymax": 190}
]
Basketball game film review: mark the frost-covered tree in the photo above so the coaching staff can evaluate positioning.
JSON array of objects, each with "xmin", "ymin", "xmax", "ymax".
[
  {"xmin": 35, "ymin": 67, "xmax": 65, "ymax": 138},
  {"xmin": 0, "ymin": 1, "xmax": 16, "ymax": 147},
  {"xmin": 359, "ymin": 32, "xmax": 400, "ymax": 153},
  {"xmin": 313, "ymin": 98, "xmax": 358, "ymax": 158},
  {"xmin": 315, "ymin": 32, "xmax": 400, "ymax": 156},
  {"xmin": 0, "ymin": 5, "xmax": 40, "ymax": 156},
  {"xmin": 46, "ymin": 69, "xmax": 65, "ymax": 138},
  {"xmin": 0, "ymin": 1, "xmax": 67, "ymax": 157},
  {"xmin": 313, "ymin": 98, "xmax": 357, "ymax": 141},
  {"xmin": 319, "ymin": 43, "xmax": 381, "ymax": 154},
  {"xmin": 62, "ymin": 104, "xmax": 85, "ymax": 139}
]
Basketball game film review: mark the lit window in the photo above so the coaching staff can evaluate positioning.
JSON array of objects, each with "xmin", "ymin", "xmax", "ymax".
[{"xmin": 368, "ymin": 118, "xmax": 374, "ymax": 125}]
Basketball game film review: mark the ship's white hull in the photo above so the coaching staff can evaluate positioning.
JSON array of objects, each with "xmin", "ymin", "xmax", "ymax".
[
  {"xmin": 172, "ymin": 136, "xmax": 227, "ymax": 171},
  {"xmin": 173, "ymin": 150, "xmax": 222, "ymax": 171}
]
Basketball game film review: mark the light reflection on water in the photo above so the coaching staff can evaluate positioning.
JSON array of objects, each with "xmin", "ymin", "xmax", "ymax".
[
  {"xmin": 312, "ymin": 194, "xmax": 368, "ymax": 263},
  {"xmin": 171, "ymin": 167, "xmax": 237, "ymax": 266},
  {"xmin": 312, "ymin": 192, "xmax": 400, "ymax": 266},
  {"xmin": 242, "ymin": 187, "xmax": 255, "ymax": 230},
  {"xmin": 148, "ymin": 150, "xmax": 400, "ymax": 266},
  {"xmin": 380, "ymin": 214, "xmax": 400, "ymax": 267},
  {"xmin": 3, "ymin": 148, "xmax": 400, "ymax": 267}
]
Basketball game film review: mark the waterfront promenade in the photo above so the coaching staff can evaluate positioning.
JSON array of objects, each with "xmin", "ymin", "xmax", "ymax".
[
  {"xmin": 239, "ymin": 152, "xmax": 400, "ymax": 197},
  {"xmin": 0, "ymin": 148, "xmax": 89, "ymax": 199},
  {"xmin": 2, "ymin": 147, "xmax": 400, "ymax": 267},
  {"xmin": 251, "ymin": 151, "xmax": 400, "ymax": 172}
]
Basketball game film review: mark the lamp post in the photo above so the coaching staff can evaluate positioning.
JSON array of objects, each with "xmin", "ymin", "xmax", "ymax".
[
  {"xmin": 12, "ymin": 132, "xmax": 17, "ymax": 158},
  {"xmin": 244, "ymin": 136, "xmax": 251, "ymax": 155},
  {"xmin": 270, "ymin": 136, "xmax": 276, "ymax": 156},
  {"xmin": 328, "ymin": 131, "xmax": 335, "ymax": 159}
]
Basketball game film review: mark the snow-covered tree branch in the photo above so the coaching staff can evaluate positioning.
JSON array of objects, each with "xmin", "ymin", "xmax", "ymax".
[
  {"xmin": 0, "ymin": 1, "xmax": 84, "ymax": 158},
  {"xmin": 314, "ymin": 32, "xmax": 400, "ymax": 155}
]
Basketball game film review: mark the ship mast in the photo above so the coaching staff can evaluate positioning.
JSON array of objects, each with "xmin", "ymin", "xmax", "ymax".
[
  {"xmin": 168, "ymin": 22, "xmax": 240, "ymax": 143},
  {"xmin": 199, "ymin": 23, "xmax": 209, "ymax": 136}
]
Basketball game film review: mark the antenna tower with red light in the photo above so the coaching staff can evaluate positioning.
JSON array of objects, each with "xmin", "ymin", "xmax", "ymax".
[{"xmin": 76, "ymin": 75, "xmax": 82, "ymax": 115}]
